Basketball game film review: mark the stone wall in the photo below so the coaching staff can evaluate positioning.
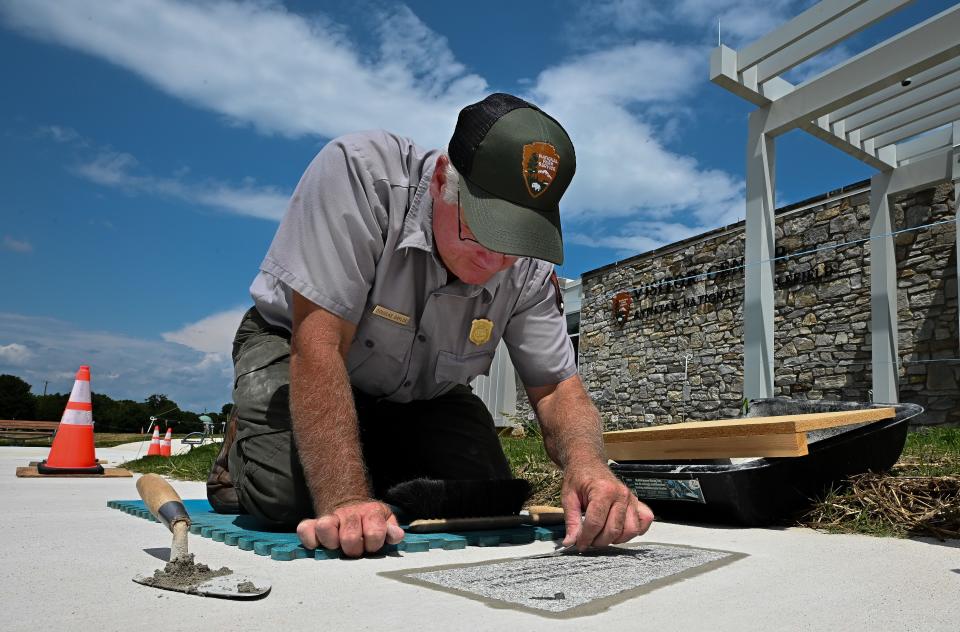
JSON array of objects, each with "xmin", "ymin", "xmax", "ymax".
[{"xmin": 579, "ymin": 181, "xmax": 957, "ymax": 430}]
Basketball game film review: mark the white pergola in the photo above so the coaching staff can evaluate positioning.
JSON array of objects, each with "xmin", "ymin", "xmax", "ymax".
[{"xmin": 711, "ymin": 0, "xmax": 960, "ymax": 404}]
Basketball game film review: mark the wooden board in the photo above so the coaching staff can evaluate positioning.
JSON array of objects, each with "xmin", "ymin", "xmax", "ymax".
[
  {"xmin": 603, "ymin": 408, "xmax": 895, "ymax": 444},
  {"xmin": 605, "ymin": 432, "xmax": 808, "ymax": 460},
  {"xmin": 16, "ymin": 466, "xmax": 132, "ymax": 478},
  {"xmin": 0, "ymin": 420, "xmax": 59, "ymax": 430},
  {"xmin": 27, "ymin": 460, "xmax": 110, "ymax": 467}
]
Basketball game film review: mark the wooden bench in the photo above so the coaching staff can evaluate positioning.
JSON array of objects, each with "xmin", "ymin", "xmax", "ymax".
[{"xmin": 0, "ymin": 420, "xmax": 60, "ymax": 443}]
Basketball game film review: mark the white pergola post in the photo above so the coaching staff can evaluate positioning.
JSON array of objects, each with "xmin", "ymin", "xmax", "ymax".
[
  {"xmin": 744, "ymin": 108, "xmax": 777, "ymax": 400},
  {"xmin": 953, "ymin": 122, "xmax": 960, "ymax": 359},
  {"xmin": 869, "ymin": 170, "xmax": 899, "ymax": 403}
]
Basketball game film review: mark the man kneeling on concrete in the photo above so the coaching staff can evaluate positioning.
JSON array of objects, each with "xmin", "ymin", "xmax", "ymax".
[{"xmin": 207, "ymin": 93, "xmax": 653, "ymax": 557}]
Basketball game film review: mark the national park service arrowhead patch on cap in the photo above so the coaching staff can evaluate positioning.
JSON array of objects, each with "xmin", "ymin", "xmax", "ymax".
[{"xmin": 522, "ymin": 142, "xmax": 559, "ymax": 199}]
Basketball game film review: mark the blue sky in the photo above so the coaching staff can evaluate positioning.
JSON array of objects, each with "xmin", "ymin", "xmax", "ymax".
[{"xmin": 0, "ymin": 0, "xmax": 954, "ymax": 411}]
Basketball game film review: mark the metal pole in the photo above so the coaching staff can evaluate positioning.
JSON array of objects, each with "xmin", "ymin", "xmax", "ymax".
[{"xmin": 744, "ymin": 107, "xmax": 777, "ymax": 400}]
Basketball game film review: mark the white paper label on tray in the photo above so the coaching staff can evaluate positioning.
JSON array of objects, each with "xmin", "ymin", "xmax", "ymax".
[{"xmin": 625, "ymin": 477, "xmax": 706, "ymax": 503}]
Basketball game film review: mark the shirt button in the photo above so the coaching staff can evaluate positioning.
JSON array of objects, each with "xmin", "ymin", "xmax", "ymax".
[
  {"xmin": 417, "ymin": 334, "xmax": 427, "ymax": 342},
  {"xmin": 403, "ymin": 380, "xmax": 411, "ymax": 387},
  {"xmin": 364, "ymin": 339, "xmax": 374, "ymax": 348}
]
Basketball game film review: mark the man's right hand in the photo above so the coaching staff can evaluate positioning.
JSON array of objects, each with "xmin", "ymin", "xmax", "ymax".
[{"xmin": 296, "ymin": 500, "xmax": 405, "ymax": 557}]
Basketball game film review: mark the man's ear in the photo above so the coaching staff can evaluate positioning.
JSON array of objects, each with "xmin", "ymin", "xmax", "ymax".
[{"xmin": 431, "ymin": 153, "xmax": 449, "ymax": 199}]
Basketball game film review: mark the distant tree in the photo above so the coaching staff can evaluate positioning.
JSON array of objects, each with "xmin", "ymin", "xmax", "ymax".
[
  {"xmin": 111, "ymin": 399, "xmax": 148, "ymax": 433},
  {"xmin": 221, "ymin": 403, "xmax": 233, "ymax": 416},
  {"xmin": 0, "ymin": 374, "xmax": 36, "ymax": 419},
  {"xmin": 146, "ymin": 393, "xmax": 174, "ymax": 411},
  {"xmin": 34, "ymin": 393, "xmax": 69, "ymax": 421},
  {"xmin": 91, "ymin": 392, "xmax": 143, "ymax": 432}
]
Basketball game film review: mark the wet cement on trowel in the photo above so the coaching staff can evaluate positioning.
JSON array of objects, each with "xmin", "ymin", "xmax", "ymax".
[
  {"xmin": 139, "ymin": 554, "xmax": 233, "ymax": 593},
  {"xmin": 381, "ymin": 542, "xmax": 747, "ymax": 619}
]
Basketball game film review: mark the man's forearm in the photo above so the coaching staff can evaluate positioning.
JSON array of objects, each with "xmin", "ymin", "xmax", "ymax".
[
  {"xmin": 534, "ymin": 378, "xmax": 607, "ymax": 471},
  {"xmin": 289, "ymin": 349, "xmax": 370, "ymax": 516}
]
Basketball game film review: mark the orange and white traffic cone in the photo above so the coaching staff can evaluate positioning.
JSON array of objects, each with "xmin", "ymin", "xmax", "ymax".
[
  {"xmin": 38, "ymin": 365, "xmax": 104, "ymax": 475},
  {"xmin": 146, "ymin": 427, "xmax": 162, "ymax": 456},
  {"xmin": 159, "ymin": 428, "xmax": 172, "ymax": 457}
]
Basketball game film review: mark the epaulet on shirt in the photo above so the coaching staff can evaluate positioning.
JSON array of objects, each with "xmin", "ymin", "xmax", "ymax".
[{"xmin": 550, "ymin": 271, "xmax": 564, "ymax": 314}]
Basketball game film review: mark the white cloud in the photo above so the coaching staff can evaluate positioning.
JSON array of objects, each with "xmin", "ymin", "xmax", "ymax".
[
  {"xmin": 0, "ymin": 342, "xmax": 33, "ymax": 365},
  {"xmin": 784, "ymin": 45, "xmax": 854, "ymax": 85},
  {"xmin": 5, "ymin": 0, "xmax": 749, "ymax": 258},
  {"xmin": 576, "ymin": 0, "xmax": 810, "ymax": 47},
  {"xmin": 527, "ymin": 44, "xmax": 745, "ymax": 233},
  {"xmin": 0, "ymin": 0, "xmax": 486, "ymax": 149},
  {"xmin": 162, "ymin": 308, "xmax": 246, "ymax": 355},
  {"xmin": 36, "ymin": 125, "xmax": 82, "ymax": 143},
  {"xmin": 532, "ymin": 42, "xmax": 704, "ymax": 106},
  {"xmin": 2, "ymin": 236, "xmax": 33, "ymax": 253},
  {"xmin": 73, "ymin": 150, "xmax": 290, "ymax": 220},
  {"xmin": 0, "ymin": 312, "xmax": 233, "ymax": 412},
  {"xmin": 567, "ymin": 212, "xmax": 741, "ymax": 258}
]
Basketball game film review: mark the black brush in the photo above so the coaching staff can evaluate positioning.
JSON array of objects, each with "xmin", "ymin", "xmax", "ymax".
[
  {"xmin": 384, "ymin": 478, "xmax": 540, "ymax": 533},
  {"xmin": 385, "ymin": 478, "xmax": 531, "ymax": 519}
]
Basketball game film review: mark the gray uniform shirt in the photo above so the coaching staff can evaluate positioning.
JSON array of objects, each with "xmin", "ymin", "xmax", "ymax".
[{"xmin": 250, "ymin": 130, "xmax": 577, "ymax": 403}]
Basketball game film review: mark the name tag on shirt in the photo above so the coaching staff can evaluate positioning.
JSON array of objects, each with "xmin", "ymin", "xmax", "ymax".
[{"xmin": 372, "ymin": 304, "xmax": 411, "ymax": 326}]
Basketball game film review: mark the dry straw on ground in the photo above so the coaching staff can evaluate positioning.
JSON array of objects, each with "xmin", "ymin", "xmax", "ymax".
[{"xmin": 801, "ymin": 472, "xmax": 960, "ymax": 539}]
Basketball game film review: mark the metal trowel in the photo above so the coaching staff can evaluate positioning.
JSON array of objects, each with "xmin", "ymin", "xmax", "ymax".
[{"xmin": 133, "ymin": 473, "xmax": 271, "ymax": 599}]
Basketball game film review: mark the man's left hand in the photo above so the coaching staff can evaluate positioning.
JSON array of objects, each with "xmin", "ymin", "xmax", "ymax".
[{"xmin": 560, "ymin": 464, "xmax": 654, "ymax": 550}]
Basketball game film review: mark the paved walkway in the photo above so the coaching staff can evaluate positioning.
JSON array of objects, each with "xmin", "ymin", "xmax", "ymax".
[{"xmin": 2, "ymin": 446, "xmax": 957, "ymax": 631}]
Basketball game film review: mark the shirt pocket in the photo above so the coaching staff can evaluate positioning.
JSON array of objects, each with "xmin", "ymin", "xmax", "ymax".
[
  {"xmin": 347, "ymin": 316, "xmax": 415, "ymax": 391},
  {"xmin": 434, "ymin": 350, "xmax": 496, "ymax": 386}
]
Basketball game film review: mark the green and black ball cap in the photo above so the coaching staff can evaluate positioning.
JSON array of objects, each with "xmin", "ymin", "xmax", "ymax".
[{"xmin": 448, "ymin": 93, "xmax": 575, "ymax": 265}]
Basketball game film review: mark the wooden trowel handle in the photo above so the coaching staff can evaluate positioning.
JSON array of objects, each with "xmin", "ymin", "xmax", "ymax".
[
  {"xmin": 526, "ymin": 505, "xmax": 565, "ymax": 526},
  {"xmin": 136, "ymin": 473, "xmax": 191, "ymax": 533}
]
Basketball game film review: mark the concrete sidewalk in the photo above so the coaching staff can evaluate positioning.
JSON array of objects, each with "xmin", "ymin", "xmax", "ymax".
[{"xmin": 2, "ymin": 445, "xmax": 957, "ymax": 631}]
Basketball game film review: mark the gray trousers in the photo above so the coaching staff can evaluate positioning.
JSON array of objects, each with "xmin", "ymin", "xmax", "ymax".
[{"xmin": 222, "ymin": 307, "xmax": 512, "ymax": 527}]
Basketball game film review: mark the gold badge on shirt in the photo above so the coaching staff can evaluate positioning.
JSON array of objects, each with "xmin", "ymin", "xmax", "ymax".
[{"xmin": 469, "ymin": 318, "xmax": 493, "ymax": 346}]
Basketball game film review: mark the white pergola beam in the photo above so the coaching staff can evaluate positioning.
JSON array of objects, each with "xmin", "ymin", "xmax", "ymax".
[
  {"xmin": 754, "ymin": 0, "xmax": 912, "ymax": 83},
  {"xmin": 886, "ymin": 148, "xmax": 956, "ymax": 193},
  {"xmin": 895, "ymin": 126, "xmax": 954, "ymax": 165},
  {"xmin": 872, "ymin": 102, "xmax": 960, "ymax": 147},
  {"xmin": 859, "ymin": 91, "xmax": 960, "ymax": 142},
  {"xmin": 829, "ymin": 55, "xmax": 960, "ymax": 122},
  {"xmin": 711, "ymin": 45, "xmax": 770, "ymax": 106},
  {"xmin": 799, "ymin": 119, "xmax": 896, "ymax": 169},
  {"xmin": 764, "ymin": 5, "xmax": 960, "ymax": 137},
  {"xmin": 738, "ymin": 0, "xmax": 868, "ymax": 69},
  {"xmin": 843, "ymin": 69, "xmax": 960, "ymax": 131},
  {"xmin": 713, "ymin": 52, "xmax": 895, "ymax": 168}
]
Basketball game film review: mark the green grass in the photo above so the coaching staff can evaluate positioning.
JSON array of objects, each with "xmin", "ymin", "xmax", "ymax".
[
  {"xmin": 123, "ymin": 443, "xmax": 221, "ymax": 480},
  {"xmin": 501, "ymin": 435, "xmax": 563, "ymax": 506},
  {"xmin": 897, "ymin": 426, "xmax": 960, "ymax": 476}
]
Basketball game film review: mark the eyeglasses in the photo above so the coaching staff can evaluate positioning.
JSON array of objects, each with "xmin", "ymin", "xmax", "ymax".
[{"xmin": 457, "ymin": 191, "xmax": 481, "ymax": 245}]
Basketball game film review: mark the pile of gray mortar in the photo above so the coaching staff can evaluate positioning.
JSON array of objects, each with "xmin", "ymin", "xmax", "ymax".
[{"xmin": 139, "ymin": 554, "xmax": 233, "ymax": 593}]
